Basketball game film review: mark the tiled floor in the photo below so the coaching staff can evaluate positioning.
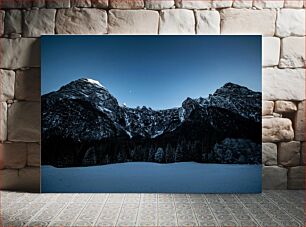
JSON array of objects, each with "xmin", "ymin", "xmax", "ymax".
[{"xmin": 1, "ymin": 190, "xmax": 304, "ymax": 226}]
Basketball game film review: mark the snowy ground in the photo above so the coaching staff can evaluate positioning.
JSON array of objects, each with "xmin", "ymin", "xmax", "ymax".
[{"xmin": 41, "ymin": 162, "xmax": 261, "ymax": 193}]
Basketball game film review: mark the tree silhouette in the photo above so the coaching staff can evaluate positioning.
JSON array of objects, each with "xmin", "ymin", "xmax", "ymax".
[
  {"xmin": 155, "ymin": 147, "xmax": 165, "ymax": 163},
  {"xmin": 165, "ymin": 144, "xmax": 174, "ymax": 163}
]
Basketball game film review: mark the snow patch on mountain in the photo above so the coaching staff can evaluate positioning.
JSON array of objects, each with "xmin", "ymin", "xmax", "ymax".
[
  {"xmin": 42, "ymin": 78, "xmax": 261, "ymax": 141},
  {"xmin": 152, "ymin": 130, "xmax": 164, "ymax": 138},
  {"xmin": 84, "ymin": 78, "xmax": 104, "ymax": 87},
  {"xmin": 178, "ymin": 107, "xmax": 185, "ymax": 122}
]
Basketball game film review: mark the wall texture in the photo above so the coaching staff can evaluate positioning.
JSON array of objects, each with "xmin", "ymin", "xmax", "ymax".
[{"xmin": 0, "ymin": 0, "xmax": 305, "ymax": 192}]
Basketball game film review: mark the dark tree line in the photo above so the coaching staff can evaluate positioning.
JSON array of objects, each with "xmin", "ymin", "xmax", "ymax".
[{"xmin": 42, "ymin": 135, "xmax": 261, "ymax": 167}]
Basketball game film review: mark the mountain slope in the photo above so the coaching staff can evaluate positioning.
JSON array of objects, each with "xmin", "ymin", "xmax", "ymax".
[{"xmin": 42, "ymin": 78, "xmax": 262, "ymax": 167}]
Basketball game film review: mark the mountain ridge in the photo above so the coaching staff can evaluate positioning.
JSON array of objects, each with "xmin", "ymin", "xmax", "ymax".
[
  {"xmin": 42, "ymin": 78, "xmax": 262, "ymax": 167},
  {"xmin": 42, "ymin": 78, "xmax": 261, "ymax": 140}
]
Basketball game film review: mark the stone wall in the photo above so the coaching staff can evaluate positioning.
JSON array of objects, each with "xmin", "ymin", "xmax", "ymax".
[{"xmin": 0, "ymin": 0, "xmax": 305, "ymax": 192}]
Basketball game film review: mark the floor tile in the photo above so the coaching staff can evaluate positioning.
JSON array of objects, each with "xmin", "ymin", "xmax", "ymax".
[{"xmin": 0, "ymin": 190, "xmax": 303, "ymax": 227}]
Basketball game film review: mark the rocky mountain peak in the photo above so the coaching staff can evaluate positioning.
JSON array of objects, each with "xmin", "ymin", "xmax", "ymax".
[
  {"xmin": 42, "ymin": 79, "xmax": 262, "ymax": 167},
  {"xmin": 213, "ymin": 82, "xmax": 258, "ymax": 98},
  {"xmin": 208, "ymin": 83, "xmax": 261, "ymax": 123},
  {"xmin": 182, "ymin": 97, "xmax": 199, "ymax": 108},
  {"xmin": 59, "ymin": 77, "xmax": 108, "ymax": 94},
  {"xmin": 59, "ymin": 77, "xmax": 117, "ymax": 103},
  {"xmin": 43, "ymin": 79, "xmax": 261, "ymax": 141},
  {"xmin": 43, "ymin": 77, "xmax": 122, "ymax": 127}
]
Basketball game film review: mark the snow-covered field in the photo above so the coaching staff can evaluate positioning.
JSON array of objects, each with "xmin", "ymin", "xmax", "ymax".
[{"xmin": 41, "ymin": 162, "xmax": 261, "ymax": 193}]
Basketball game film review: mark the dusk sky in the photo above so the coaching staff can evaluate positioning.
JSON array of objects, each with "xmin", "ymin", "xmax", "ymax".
[{"xmin": 42, "ymin": 35, "xmax": 261, "ymax": 110}]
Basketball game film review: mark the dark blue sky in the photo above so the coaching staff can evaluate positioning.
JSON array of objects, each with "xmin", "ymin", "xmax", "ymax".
[{"xmin": 42, "ymin": 35, "xmax": 261, "ymax": 110}]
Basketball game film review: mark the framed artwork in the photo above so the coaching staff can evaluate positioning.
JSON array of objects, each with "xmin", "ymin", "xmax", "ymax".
[{"xmin": 41, "ymin": 35, "xmax": 262, "ymax": 193}]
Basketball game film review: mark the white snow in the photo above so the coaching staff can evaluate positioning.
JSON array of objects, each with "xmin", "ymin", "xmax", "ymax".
[
  {"xmin": 97, "ymin": 106, "xmax": 112, "ymax": 113},
  {"xmin": 125, "ymin": 130, "xmax": 132, "ymax": 138},
  {"xmin": 41, "ymin": 162, "xmax": 261, "ymax": 193},
  {"xmin": 64, "ymin": 94, "xmax": 77, "ymax": 99},
  {"xmin": 178, "ymin": 108, "xmax": 185, "ymax": 122},
  {"xmin": 151, "ymin": 130, "xmax": 164, "ymax": 138},
  {"xmin": 85, "ymin": 78, "xmax": 104, "ymax": 87}
]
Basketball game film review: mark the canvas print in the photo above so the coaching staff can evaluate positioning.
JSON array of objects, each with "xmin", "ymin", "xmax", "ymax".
[{"xmin": 41, "ymin": 35, "xmax": 262, "ymax": 193}]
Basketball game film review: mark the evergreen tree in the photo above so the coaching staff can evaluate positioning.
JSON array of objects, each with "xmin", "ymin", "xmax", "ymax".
[
  {"xmin": 175, "ymin": 144, "xmax": 184, "ymax": 162},
  {"xmin": 82, "ymin": 147, "xmax": 96, "ymax": 166},
  {"xmin": 148, "ymin": 146, "xmax": 155, "ymax": 162},
  {"xmin": 104, "ymin": 154, "xmax": 110, "ymax": 164},
  {"xmin": 117, "ymin": 151, "xmax": 124, "ymax": 163},
  {"xmin": 133, "ymin": 145, "xmax": 143, "ymax": 161},
  {"xmin": 154, "ymin": 147, "xmax": 165, "ymax": 163},
  {"xmin": 130, "ymin": 147, "xmax": 136, "ymax": 161},
  {"xmin": 165, "ymin": 144, "xmax": 174, "ymax": 163}
]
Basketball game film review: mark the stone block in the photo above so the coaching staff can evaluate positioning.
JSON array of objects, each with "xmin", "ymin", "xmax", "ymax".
[
  {"xmin": 232, "ymin": 0, "xmax": 253, "ymax": 8},
  {"xmin": 23, "ymin": 9, "xmax": 56, "ymax": 37},
  {"xmin": 6, "ymin": 33, "xmax": 21, "ymax": 38},
  {"xmin": 272, "ymin": 112, "xmax": 282, "ymax": 118},
  {"xmin": 0, "ymin": 10, "xmax": 4, "ymax": 35},
  {"xmin": 0, "ymin": 169, "xmax": 19, "ymax": 190},
  {"xmin": 0, "ymin": 167, "xmax": 40, "ymax": 192},
  {"xmin": 280, "ymin": 37, "xmax": 305, "ymax": 68},
  {"xmin": 278, "ymin": 141, "xmax": 301, "ymax": 167},
  {"xmin": 301, "ymin": 142, "xmax": 305, "ymax": 165},
  {"xmin": 212, "ymin": 0, "xmax": 233, "ymax": 8},
  {"xmin": 109, "ymin": 10, "xmax": 159, "ymax": 34},
  {"xmin": 220, "ymin": 9, "xmax": 276, "ymax": 36},
  {"xmin": 0, "ymin": 0, "xmax": 32, "ymax": 9},
  {"xmin": 91, "ymin": 0, "xmax": 108, "ymax": 8},
  {"xmin": 159, "ymin": 9, "xmax": 195, "ymax": 34},
  {"xmin": 294, "ymin": 101, "xmax": 305, "ymax": 141},
  {"xmin": 109, "ymin": 0, "xmax": 144, "ymax": 8},
  {"xmin": 46, "ymin": 0, "xmax": 70, "ymax": 8},
  {"xmin": 0, "ymin": 69, "xmax": 15, "ymax": 102},
  {"xmin": 262, "ymin": 143, "xmax": 277, "ymax": 166},
  {"xmin": 195, "ymin": 10, "xmax": 220, "ymax": 34},
  {"xmin": 71, "ymin": 0, "xmax": 91, "ymax": 7},
  {"xmin": 0, "ymin": 38, "xmax": 40, "ymax": 69},
  {"xmin": 262, "ymin": 118, "xmax": 294, "ymax": 142},
  {"xmin": 262, "ymin": 68, "xmax": 305, "ymax": 101},
  {"xmin": 15, "ymin": 68, "xmax": 41, "ymax": 101},
  {"xmin": 27, "ymin": 143, "xmax": 40, "ymax": 167},
  {"xmin": 276, "ymin": 9, "xmax": 305, "ymax": 37},
  {"xmin": 0, "ymin": 102, "xmax": 7, "ymax": 142},
  {"xmin": 0, "ymin": 143, "xmax": 27, "ymax": 169},
  {"xmin": 8, "ymin": 102, "xmax": 41, "ymax": 142},
  {"xmin": 32, "ymin": 0, "xmax": 46, "ymax": 8},
  {"xmin": 19, "ymin": 167, "xmax": 40, "ymax": 192},
  {"xmin": 288, "ymin": 166, "xmax": 304, "ymax": 189},
  {"xmin": 274, "ymin": 101, "xmax": 297, "ymax": 113},
  {"xmin": 284, "ymin": 0, "xmax": 304, "ymax": 8},
  {"xmin": 253, "ymin": 0, "xmax": 284, "ymax": 8},
  {"xmin": 262, "ymin": 101, "xmax": 274, "ymax": 115},
  {"xmin": 175, "ymin": 0, "xmax": 212, "ymax": 9},
  {"xmin": 262, "ymin": 37, "xmax": 280, "ymax": 66},
  {"xmin": 4, "ymin": 9, "xmax": 22, "ymax": 34},
  {"xmin": 263, "ymin": 166, "xmax": 287, "ymax": 189},
  {"xmin": 145, "ymin": 0, "xmax": 175, "ymax": 9},
  {"xmin": 56, "ymin": 8, "xmax": 107, "ymax": 34}
]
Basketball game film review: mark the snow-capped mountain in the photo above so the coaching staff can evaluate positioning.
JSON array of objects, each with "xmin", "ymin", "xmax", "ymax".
[{"xmin": 42, "ymin": 78, "xmax": 262, "ymax": 167}]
